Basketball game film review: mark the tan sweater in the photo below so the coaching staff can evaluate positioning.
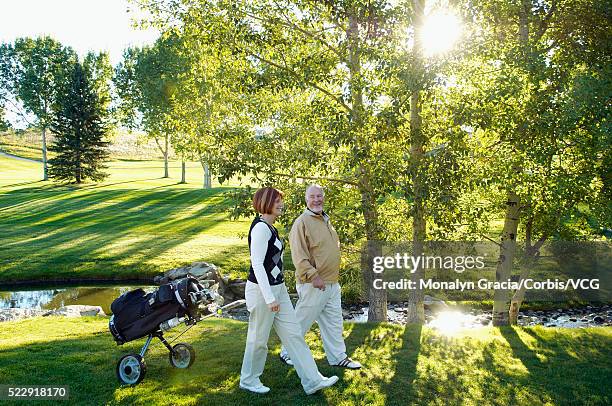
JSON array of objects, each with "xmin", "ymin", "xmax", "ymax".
[{"xmin": 289, "ymin": 209, "xmax": 341, "ymax": 284}]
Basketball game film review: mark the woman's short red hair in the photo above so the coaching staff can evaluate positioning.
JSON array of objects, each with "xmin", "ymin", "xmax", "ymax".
[{"xmin": 253, "ymin": 187, "xmax": 284, "ymax": 215}]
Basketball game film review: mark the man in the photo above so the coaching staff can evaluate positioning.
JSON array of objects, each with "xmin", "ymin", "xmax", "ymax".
[{"xmin": 279, "ymin": 184, "xmax": 361, "ymax": 369}]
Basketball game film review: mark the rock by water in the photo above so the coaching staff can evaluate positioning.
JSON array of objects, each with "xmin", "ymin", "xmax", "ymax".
[{"xmin": 155, "ymin": 261, "xmax": 247, "ymax": 303}]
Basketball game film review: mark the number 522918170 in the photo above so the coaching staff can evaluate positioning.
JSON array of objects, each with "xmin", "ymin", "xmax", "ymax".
[{"xmin": 1, "ymin": 385, "xmax": 69, "ymax": 400}]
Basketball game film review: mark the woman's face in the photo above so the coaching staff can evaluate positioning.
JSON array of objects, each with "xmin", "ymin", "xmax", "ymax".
[{"xmin": 271, "ymin": 196, "xmax": 284, "ymax": 217}]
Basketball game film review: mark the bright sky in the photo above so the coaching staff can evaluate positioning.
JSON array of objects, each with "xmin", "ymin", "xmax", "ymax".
[{"xmin": 0, "ymin": 0, "xmax": 160, "ymax": 66}]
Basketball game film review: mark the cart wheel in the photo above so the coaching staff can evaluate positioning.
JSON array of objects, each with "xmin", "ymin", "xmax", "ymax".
[
  {"xmin": 169, "ymin": 343, "xmax": 195, "ymax": 369},
  {"xmin": 116, "ymin": 353, "xmax": 147, "ymax": 385}
]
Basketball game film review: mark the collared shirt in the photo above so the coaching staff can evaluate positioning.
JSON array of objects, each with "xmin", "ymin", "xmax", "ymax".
[{"xmin": 289, "ymin": 208, "xmax": 341, "ymax": 284}]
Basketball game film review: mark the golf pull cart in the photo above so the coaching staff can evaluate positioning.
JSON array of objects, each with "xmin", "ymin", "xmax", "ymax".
[{"xmin": 109, "ymin": 276, "xmax": 245, "ymax": 385}]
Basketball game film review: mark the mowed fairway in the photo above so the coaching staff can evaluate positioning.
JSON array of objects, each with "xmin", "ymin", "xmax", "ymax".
[{"xmin": 0, "ymin": 154, "xmax": 251, "ymax": 284}]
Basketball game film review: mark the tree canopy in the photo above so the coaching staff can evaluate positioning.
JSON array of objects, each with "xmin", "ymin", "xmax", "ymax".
[
  {"xmin": 0, "ymin": 37, "xmax": 77, "ymax": 179},
  {"xmin": 130, "ymin": 0, "xmax": 610, "ymax": 323}
]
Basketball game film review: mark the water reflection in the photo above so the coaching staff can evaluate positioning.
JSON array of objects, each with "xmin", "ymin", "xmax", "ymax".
[
  {"xmin": 0, "ymin": 289, "xmax": 58, "ymax": 310},
  {"xmin": 0, "ymin": 286, "xmax": 153, "ymax": 315}
]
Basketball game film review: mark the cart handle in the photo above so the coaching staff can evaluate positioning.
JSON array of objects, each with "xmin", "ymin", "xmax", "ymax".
[{"xmin": 200, "ymin": 300, "xmax": 247, "ymax": 320}]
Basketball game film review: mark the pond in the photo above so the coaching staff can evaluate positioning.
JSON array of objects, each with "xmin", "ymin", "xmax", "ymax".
[
  {"xmin": 1, "ymin": 286, "xmax": 610, "ymax": 331},
  {"xmin": 0, "ymin": 285, "xmax": 155, "ymax": 315}
]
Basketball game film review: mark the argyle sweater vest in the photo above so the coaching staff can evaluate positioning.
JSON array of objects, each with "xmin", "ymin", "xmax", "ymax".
[{"xmin": 247, "ymin": 217, "xmax": 285, "ymax": 286}]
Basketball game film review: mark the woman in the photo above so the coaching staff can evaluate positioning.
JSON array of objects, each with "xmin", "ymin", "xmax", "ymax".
[{"xmin": 240, "ymin": 187, "xmax": 339, "ymax": 395}]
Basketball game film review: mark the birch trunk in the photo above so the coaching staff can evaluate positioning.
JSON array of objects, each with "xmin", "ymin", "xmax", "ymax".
[
  {"xmin": 200, "ymin": 157, "xmax": 211, "ymax": 189},
  {"xmin": 492, "ymin": 190, "xmax": 521, "ymax": 326},
  {"xmin": 508, "ymin": 258, "xmax": 531, "ymax": 325},
  {"xmin": 509, "ymin": 218, "xmax": 547, "ymax": 324},
  {"xmin": 492, "ymin": 0, "xmax": 531, "ymax": 326}
]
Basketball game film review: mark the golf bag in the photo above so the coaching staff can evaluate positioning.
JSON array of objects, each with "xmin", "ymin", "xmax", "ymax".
[{"xmin": 109, "ymin": 276, "xmax": 206, "ymax": 345}]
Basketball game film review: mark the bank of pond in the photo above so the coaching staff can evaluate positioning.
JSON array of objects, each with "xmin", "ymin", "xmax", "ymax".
[{"xmin": 1, "ymin": 284, "xmax": 610, "ymax": 331}]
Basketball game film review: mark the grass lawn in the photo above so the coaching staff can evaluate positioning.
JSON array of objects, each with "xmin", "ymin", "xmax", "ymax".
[
  {"xmin": 0, "ymin": 154, "xmax": 253, "ymax": 284},
  {"xmin": 0, "ymin": 317, "xmax": 610, "ymax": 405}
]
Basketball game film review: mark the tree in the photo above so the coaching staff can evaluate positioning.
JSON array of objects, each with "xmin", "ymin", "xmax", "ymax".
[
  {"xmin": 182, "ymin": 0, "xmax": 400, "ymax": 320},
  {"xmin": 115, "ymin": 34, "xmax": 188, "ymax": 179},
  {"xmin": 159, "ymin": 31, "xmax": 239, "ymax": 189},
  {"xmin": 392, "ymin": 0, "xmax": 492, "ymax": 323},
  {"xmin": 48, "ymin": 57, "xmax": 111, "ymax": 183},
  {"xmin": 7, "ymin": 37, "xmax": 76, "ymax": 180},
  {"xmin": 0, "ymin": 43, "xmax": 26, "ymax": 131},
  {"xmin": 454, "ymin": 0, "xmax": 611, "ymax": 325},
  {"xmin": 504, "ymin": 0, "xmax": 611, "ymax": 323}
]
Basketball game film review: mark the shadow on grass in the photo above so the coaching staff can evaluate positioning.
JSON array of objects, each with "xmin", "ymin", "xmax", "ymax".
[
  {"xmin": 329, "ymin": 324, "xmax": 611, "ymax": 405},
  {"xmin": 322, "ymin": 322, "xmax": 422, "ymax": 405},
  {"xmin": 1, "ymin": 317, "xmax": 611, "ymax": 405},
  {"xmin": 382, "ymin": 323, "xmax": 422, "ymax": 404},
  {"xmin": 492, "ymin": 326, "xmax": 612, "ymax": 405},
  {"xmin": 0, "ymin": 318, "xmax": 332, "ymax": 406},
  {"xmin": 0, "ymin": 180, "xmax": 45, "ymax": 189},
  {"xmin": 75, "ymin": 178, "xmax": 163, "ymax": 191},
  {"xmin": 380, "ymin": 326, "xmax": 500, "ymax": 405}
]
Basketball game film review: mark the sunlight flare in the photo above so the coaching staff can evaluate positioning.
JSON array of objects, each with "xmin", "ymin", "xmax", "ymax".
[
  {"xmin": 428, "ymin": 311, "xmax": 465, "ymax": 336},
  {"xmin": 419, "ymin": 10, "xmax": 462, "ymax": 56}
]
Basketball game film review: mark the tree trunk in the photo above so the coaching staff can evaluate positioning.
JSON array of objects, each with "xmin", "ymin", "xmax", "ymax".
[
  {"xmin": 154, "ymin": 135, "xmax": 169, "ymax": 178},
  {"xmin": 509, "ymin": 222, "xmax": 547, "ymax": 324},
  {"xmin": 406, "ymin": 88, "xmax": 426, "ymax": 324},
  {"xmin": 509, "ymin": 250, "xmax": 541, "ymax": 324},
  {"xmin": 75, "ymin": 155, "xmax": 81, "ymax": 184},
  {"xmin": 200, "ymin": 157, "xmax": 211, "ymax": 189},
  {"xmin": 362, "ymin": 180, "xmax": 386, "ymax": 322},
  {"xmin": 42, "ymin": 126, "xmax": 48, "ymax": 181},
  {"xmin": 406, "ymin": 0, "xmax": 426, "ymax": 324},
  {"xmin": 346, "ymin": 10, "xmax": 386, "ymax": 322},
  {"xmin": 508, "ymin": 268, "xmax": 529, "ymax": 324},
  {"xmin": 180, "ymin": 158, "xmax": 186, "ymax": 184},
  {"xmin": 492, "ymin": 190, "xmax": 521, "ymax": 326},
  {"xmin": 494, "ymin": 0, "xmax": 531, "ymax": 326},
  {"xmin": 163, "ymin": 134, "xmax": 169, "ymax": 178},
  {"xmin": 509, "ymin": 214, "xmax": 531, "ymax": 325}
]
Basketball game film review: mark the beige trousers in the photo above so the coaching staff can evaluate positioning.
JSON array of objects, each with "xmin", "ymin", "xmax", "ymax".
[
  {"xmin": 281, "ymin": 282, "xmax": 347, "ymax": 365},
  {"xmin": 240, "ymin": 281, "xmax": 323, "ymax": 392}
]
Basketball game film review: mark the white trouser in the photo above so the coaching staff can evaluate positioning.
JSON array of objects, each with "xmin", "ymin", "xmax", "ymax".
[
  {"xmin": 281, "ymin": 282, "xmax": 347, "ymax": 365},
  {"xmin": 240, "ymin": 281, "xmax": 324, "ymax": 393}
]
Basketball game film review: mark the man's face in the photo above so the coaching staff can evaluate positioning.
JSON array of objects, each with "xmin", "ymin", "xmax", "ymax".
[{"xmin": 306, "ymin": 187, "xmax": 324, "ymax": 213}]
